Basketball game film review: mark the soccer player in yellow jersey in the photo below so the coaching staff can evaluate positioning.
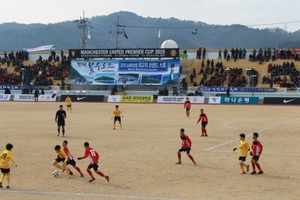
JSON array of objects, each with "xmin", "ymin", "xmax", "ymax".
[
  {"xmin": 65, "ymin": 96, "xmax": 72, "ymax": 112},
  {"xmin": 111, "ymin": 105, "xmax": 124, "ymax": 130},
  {"xmin": 233, "ymin": 134, "xmax": 250, "ymax": 174},
  {"xmin": 52, "ymin": 145, "xmax": 72, "ymax": 178},
  {"xmin": 0, "ymin": 143, "xmax": 17, "ymax": 189}
]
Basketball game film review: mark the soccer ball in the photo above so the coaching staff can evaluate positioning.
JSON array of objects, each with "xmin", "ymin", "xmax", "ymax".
[{"xmin": 53, "ymin": 170, "xmax": 59, "ymax": 177}]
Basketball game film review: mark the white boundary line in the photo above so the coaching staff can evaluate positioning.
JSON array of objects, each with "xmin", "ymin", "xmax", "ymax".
[
  {"xmin": 204, "ymin": 118, "xmax": 300, "ymax": 151},
  {"xmin": 0, "ymin": 189, "xmax": 183, "ymax": 200}
]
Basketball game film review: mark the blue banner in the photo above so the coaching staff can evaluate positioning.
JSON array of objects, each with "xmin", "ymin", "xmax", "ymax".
[
  {"xmin": 69, "ymin": 59, "xmax": 179, "ymax": 85},
  {"xmin": 0, "ymin": 85, "xmax": 52, "ymax": 90},
  {"xmin": 221, "ymin": 97, "xmax": 259, "ymax": 104},
  {"xmin": 0, "ymin": 85, "xmax": 21, "ymax": 90},
  {"xmin": 198, "ymin": 87, "xmax": 286, "ymax": 93},
  {"xmin": 119, "ymin": 61, "xmax": 168, "ymax": 72}
]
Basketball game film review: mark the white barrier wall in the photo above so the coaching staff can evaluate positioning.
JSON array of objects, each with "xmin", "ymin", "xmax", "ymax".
[
  {"xmin": 157, "ymin": 96, "xmax": 204, "ymax": 104},
  {"xmin": 14, "ymin": 94, "xmax": 56, "ymax": 102}
]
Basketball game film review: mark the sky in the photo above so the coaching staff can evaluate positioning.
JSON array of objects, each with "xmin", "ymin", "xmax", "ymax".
[{"xmin": 2, "ymin": 0, "xmax": 300, "ymax": 32}]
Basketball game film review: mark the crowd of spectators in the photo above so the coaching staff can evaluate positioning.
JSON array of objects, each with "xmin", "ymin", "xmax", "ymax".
[
  {"xmin": 262, "ymin": 61, "xmax": 299, "ymax": 88},
  {"xmin": 187, "ymin": 59, "xmax": 253, "ymax": 87},
  {"xmin": 0, "ymin": 50, "xmax": 70, "ymax": 87}
]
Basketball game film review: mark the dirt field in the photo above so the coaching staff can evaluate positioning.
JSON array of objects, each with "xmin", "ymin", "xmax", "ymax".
[{"xmin": 0, "ymin": 102, "xmax": 299, "ymax": 200}]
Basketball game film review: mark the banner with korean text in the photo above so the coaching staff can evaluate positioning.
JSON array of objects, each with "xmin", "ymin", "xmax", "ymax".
[
  {"xmin": 69, "ymin": 59, "xmax": 180, "ymax": 86},
  {"xmin": 197, "ymin": 87, "xmax": 286, "ymax": 93},
  {"xmin": 14, "ymin": 94, "xmax": 56, "ymax": 102},
  {"xmin": 221, "ymin": 97, "xmax": 259, "ymax": 104},
  {"xmin": 157, "ymin": 96, "xmax": 204, "ymax": 104},
  {"xmin": 120, "ymin": 95, "xmax": 153, "ymax": 103}
]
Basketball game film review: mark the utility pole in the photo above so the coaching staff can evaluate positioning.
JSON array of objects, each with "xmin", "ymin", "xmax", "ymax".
[
  {"xmin": 74, "ymin": 11, "xmax": 93, "ymax": 49},
  {"xmin": 109, "ymin": 16, "xmax": 125, "ymax": 49}
]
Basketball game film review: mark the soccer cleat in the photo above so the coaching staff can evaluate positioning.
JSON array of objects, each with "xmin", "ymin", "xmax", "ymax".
[
  {"xmin": 258, "ymin": 171, "xmax": 264, "ymax": 174},
  {"xmin": 175, "ymin": 161, "xmax": 182, "ymax": 164},
  {"xmin": 193, "ymin": 162, "xmax": 197, "ymax": 166},
  {"xmin": 204, "ymin": 135, "xmax": 208, "ymax": 137},
  {"xmin": 201, "ymin": 134, "xmax": 204, "ymax": 137},
  {"xmin": 241, "ymin": 172, "xmax": 246, "ymax": 174},
  {"xmin": 112, "ymin": 128, "xmax": 116, "ymax": 130},
  {"xmin": 80, "ymin": 173, "xmax": 84, "ymax": 177},
  {"xmin": 66, "ymin": 176, "xmax": 71, "ymax": 179},
  {"xmin": 57, "ymin": 132, "xmax": 60, "ymax": 136},
  {"xmin": 246, "ymin": 165, "xmax": 250, "ymax": 172},
  {"xmin": 251, "ymin": 171, "xmax": 257, "ymax": 175},
  {"xmin": 6, "ymin": 185, "xmax": 9, "ymax": 189},
  {"xmin": 88, "ymin": 178, "xmax": 95, "ymax": 182},
  {"xmin": 0, "ymin": 182, "xmax": 2, "ymax": 188},
  {"xmin": 105, "ymin": 176, "xmax": 110, "ymax": 182}
]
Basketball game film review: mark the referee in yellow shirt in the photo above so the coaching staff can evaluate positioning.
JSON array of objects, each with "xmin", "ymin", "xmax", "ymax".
[
  {"xmin": 65, "ymin": 96, "xmax": 72, "ymax": 112},
  {"xmin": 0, "ymin": 143, "xmax": 17, "ymax": 189},
  {"xmin": 111, "ymin": 105, "xmax": 124, "ymax": 130},
  {"xmin": 233, "ymin": 134, "xmax": 251, "ymax": 174}
]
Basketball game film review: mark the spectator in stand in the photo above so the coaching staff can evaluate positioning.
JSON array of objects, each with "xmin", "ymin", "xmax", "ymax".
[
  {"xmin": 226, "ymin": 54, "xmax": 230, "ymax": 62},
  {"xmin": 202, "ymin": 48, "xmax": 206, "ymax": 59},
  {"xmin": 242, "ymin": 49, "xmax": 247, "ymax": 59},
  {"xmin": 223, "ymin": 49, "xmax": 228, "ymax": 59},
  {"xmin": 218, "ymin": 49, "xmax": 222, "ymax": 59}
]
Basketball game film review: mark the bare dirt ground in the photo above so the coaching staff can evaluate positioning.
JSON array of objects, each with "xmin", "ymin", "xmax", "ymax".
[{"xmin": 0, "ymin": 102, "xmax": 299, "ymax": 200}]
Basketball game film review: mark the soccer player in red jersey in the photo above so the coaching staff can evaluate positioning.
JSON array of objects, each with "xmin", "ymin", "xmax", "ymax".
[
  {"xmin": 250, "ymin": 132, "xmax": 263, "ymax": 174},
  {"xmin": 62, "ymin": 140, "xmax": 84, "ymax": 177},
  {"xmin": 176, "ymin": 128, "xmax": 196, "ymax": 165},
  {"xmin": 196, "ymin": 109, "xmax": 208, "ymax": 136},
  {"xmin": 77, "ymin": 142, "xmax": 109, "ymax": 182},
  {"xmin": 183, "ymin": 97, "xmax": 191, "ymax": 117}
]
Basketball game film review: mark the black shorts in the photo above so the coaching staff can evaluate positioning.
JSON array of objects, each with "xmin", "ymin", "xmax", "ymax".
[
  {"xmin": 179, "ymin": 147, "xmax": 191, "ymax": 154},
  {"xmin": 67, "ymin": 159, "xmax": 76, "ymax": 167},
  {"xmin": 57, "ymin": 120, "xmax": 65, "ymax": 126},
  {"xmin": 55, "ymin": 156, "xmax": 67, "ymax": 163},
  {"xmin": 252, "ymin": 156, "xmax": 260, "ymax": 161},
  {"xmin": 88, "ymin": 163, "xmax": 99, "ymax": 171},
  {"xmin": 114, "ymin": 116, "xmax": 121, "ymax": 122},
  {"xmin": 67, "ymin": 105, "xmax": 71, "ymax": 108},
  {"xmin": 201, "ymin": 122, "xmax": 207, "ymax": 128},
  {"xmin": 0, "ymin": 168, "xmax": 10, "ymax": 173},
  {"xmin": 239, "ymin": 156, "xmax": 246, "ymax": 161},
  {"xmin": 186, "ymin": 108, "xmax": 190, "ymax": 112}
]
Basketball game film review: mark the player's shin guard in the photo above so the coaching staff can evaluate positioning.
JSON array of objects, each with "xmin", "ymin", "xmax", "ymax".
[
  {"xmin": 0, "ymin": 174, "xmax": 5, "ymax": 182},
  {"xmin": 7, "ymin": 174, "xmax": 10, "ymax": 185},
  {"xmin": 201, "ymin": 128, "xmax": 205, "ymax": 134},
  {"xmin": 86, "ymin": 169, "xmax": 94, "ymax": 178},
  {"xmin": 251, "ymin": 163, "xmax": 256, "ymax": 171},
  {"xmin": 62, "ymin": 130, "xmax": 65, "ymax": 136},
  {"xmin": 54, "ymin": 164, "xmax": 63, "ymax": 170},
  {"xmin": 188, "ymin": 155, "xmax": 195, "ymax": 163},
  {"xmin": 240, "ymin": 165, "xmax": 245, "ymax": 172},
  {"xmin": 96, "ymin": 171, "xmax": 105, "ymax": 177},
  {"xmin": 177, "ymin": 152, "xmax": 181, "ymax": 162},
  {"xmin": 65, "ymin": 167, "xmax": 71, "ymax": 175},
  {"xmin": 75, "ymin": 166, "xmax": 82, "ymax": 174},
  {"xmin": 255, "ymin": 163, "xmax": 262, "ymax": 171}
]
